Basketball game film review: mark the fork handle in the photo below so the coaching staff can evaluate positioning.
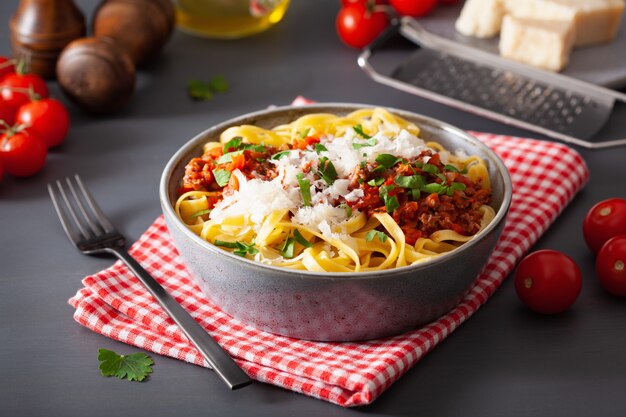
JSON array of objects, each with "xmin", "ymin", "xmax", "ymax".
[{"xmin": 107, "ymin": 247, "xmax": 252, "ymax": 390}]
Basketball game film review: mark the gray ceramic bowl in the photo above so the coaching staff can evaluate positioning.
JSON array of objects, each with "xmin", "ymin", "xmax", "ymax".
[{"xmin": 160, "ymin": 104, "xmax": 512, "ymax": 341}]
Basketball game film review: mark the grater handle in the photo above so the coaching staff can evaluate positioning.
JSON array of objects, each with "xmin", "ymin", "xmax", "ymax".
[{"xmin": 358, "ymin": 20, "xmax": 626, "ymax": 149}]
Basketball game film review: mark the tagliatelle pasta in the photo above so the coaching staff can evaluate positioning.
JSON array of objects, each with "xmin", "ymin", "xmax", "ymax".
[{"xmin": 175, "ymin": 108, "xmax": 495, "ymax": 272}]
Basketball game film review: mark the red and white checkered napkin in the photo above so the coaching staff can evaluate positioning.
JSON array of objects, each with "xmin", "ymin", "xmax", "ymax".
[{"xmin": 69, "ymin": 132, "xmax": 588, "ymax": 407}]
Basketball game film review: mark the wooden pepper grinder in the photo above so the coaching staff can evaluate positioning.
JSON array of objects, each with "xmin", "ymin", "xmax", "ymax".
[{"xmin": 10, "ymin": 0, "xmax": 86, "ymax": 79}]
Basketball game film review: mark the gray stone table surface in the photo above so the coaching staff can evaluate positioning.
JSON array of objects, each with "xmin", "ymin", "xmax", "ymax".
[{"xmin": 2, "ymin": 1, "xmax": 626, "ymax": 416}]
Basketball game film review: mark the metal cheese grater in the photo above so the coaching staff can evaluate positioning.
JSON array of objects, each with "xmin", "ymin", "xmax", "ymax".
[{"xmin": 358, "ymin": 18, "xmax": 626, "ymax": 149}]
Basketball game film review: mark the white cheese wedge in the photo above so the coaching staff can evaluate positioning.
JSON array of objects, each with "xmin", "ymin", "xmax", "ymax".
[
  {"xmin": 499, "ymin": 15, "xmax": 575, "ymax": 71},
  {"xmin": 455, "ymin": 0, "xmax": 506, "ymax": 38},
  {"xmin": 505, "ymin": 0, "xmax": 625, "ymax": 46}
]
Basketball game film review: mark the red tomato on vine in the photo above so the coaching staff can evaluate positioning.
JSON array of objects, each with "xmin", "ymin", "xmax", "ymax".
[
  {"xmin": 15, "ymin": 98, "xmax": 70, "ymax": 149},
  {"xmin": 336, "ymin": 2, "xmax": 389, "ymax": 48}
]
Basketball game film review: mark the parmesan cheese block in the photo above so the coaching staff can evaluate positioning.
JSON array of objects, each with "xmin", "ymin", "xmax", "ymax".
[
  {"xmin": 505, "ymin": 0, "xmax": 625, "ymax": 46},
  {"xmin": 499, "ymin": 15, "xmax": 576, "ymax": 71},
  {"xmin": 455, "ymin": 0, "xmax": 506, "ymax": 38}
]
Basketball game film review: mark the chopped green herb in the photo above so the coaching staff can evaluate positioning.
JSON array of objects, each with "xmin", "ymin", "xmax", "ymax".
[
  {"xmin": 450, "ymin": 182, "xmax": 467, "ymax": 191},
  {"xmin": 359, "ymin": 160, "xmax": 367, "ymax": 169},
  {"xmin": 357, "ymin": 178, "xmax": 364, "ymax": 184},
  {"xmin": 314, "ymin": 143, "xmax": 328, "ymax": 154},
  {"xmin": 208, "ymin": 75, "xmax": 229, "ymax": 93},
  {"xmin": 379, "ymin": 185, "xmax": 399, "ymax": 214},
  {"xmin": 271, "ymin": 150, "xmax": 290, "ymax": 160},
  {"xmin": 317, "ymin": 157, "xmax": 338, "ymax": 185},
  {"xmin": 214, "ymin": 240, "xmax": 238, "ymax": 248},
  {"xmin": 187, "ymin": 80, "xmax": 213, "ymax": 101},
  {"xmin": 233, "ymin": 240, "xmax": 259, "ymax": 257},
  {"xmin": 352, "ymin": 138, "xmax": 378, "ymax": 149},
  {"xmin": 413, "ymin": 161, "xmax": 424, "ymax": 169},
  {"xmin": 444, "ymin": 164, "xmax": 460, "ymax": 173},
  {"xmin": 216, "ymin": 150, "xmax": 243, "ymax": 164},
  {"xmin": 293, "ymin": 229, "xmax": 313, "ymax": 248},
  {"xmin": 215, "ymin": 240, "xmax": 258, "ymax": 256},
  {"xmin": 411, "ymin": 189, "xmax": 421, "ymax": 200},
  {"xmin": 353, "ymin": 124, "xmax": 371, "ymax": 139},
  {"xmin": 375, "ymin": 154, "xmax": 402, "ymax": 169},
  {"xmin": 365, "ymin": 230, "xmax": 388, "ymax": 243},
  {"xmin": 280, "ymin": 237, "xmax": 296, "ymax": 259},
  {"xmin": 339, "ymin": 202, "xmax": 353, "ymax": 217},
  {"xmin": 367, "ymin": 177, "xmax": 385, "ymax": 187},
  {"xmin": 242, "ymin": 143, "xmax": 266, "ymax": 153},
  {"xmin": 299, "ymin": 128, "xmax": 311, "ymax": 138},
  {"xmin": 212, "ymin": 169, "xmax": 231, "ymax": 187},
  {"xmin": 98, "ymin": 349, "xmax": 153, "ymax": 382},
  {"xmin": 394, "ymin": 175, "xmax": 425, "ymax": 189},
  {"xmin": 256, "ymin": 158, "xmax": 266, "ymax": 163},
  {"xmin": 421, "ymin": 163, "xmax": 438, "ymax": 175},
  {"xmin": 296, "ymin": 173, "xmax": 312, "ymax": 206},
  {"xmin": 223, "ymin": 137, "xmax": 243, "ymax": 152},
  {"xmin": 189, "ymin": 209, "xmax": 212, "ymax": 218},
  {"xmin": 435, "ymin": 173, "xmax": 447, "ymax": 183},
  {"xmin": 422, "ymin": 183, "xmax": 445, "ymax": 194}
]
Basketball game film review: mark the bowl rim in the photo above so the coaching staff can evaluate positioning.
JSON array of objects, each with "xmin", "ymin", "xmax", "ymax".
[{"xmin": 159, "ymin": 103, "xmax": 513, "ymax": 279}]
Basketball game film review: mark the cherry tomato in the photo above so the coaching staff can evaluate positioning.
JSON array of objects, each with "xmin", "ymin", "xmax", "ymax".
[
  {"xmin": 0, "ymin": 72, "xmax": 49, "ymax": 112},
  {"xmin": 0, "ymin": 100, "xmax": 16, "ymax": 125},
  {"xmin": 336, "ymin": 3, "xmax": 389, "ymax": 49},
  {"xmin": 0, "ymin": 129, "xmax": 47, "ymax": 177},
  {"xmin": 0, "ymin": 158, "xmax": 3, "ymax": 183},
  {"xmin": 15, "ymin": 98, "xmax": 70, "ymax": 148},
  {"xmin": 596, "ymin": 235, "xmax": 626, "ymax": 297},
  {"xmin": 390, "ymin": 0, "xmax": 437, "ymax": 17},
  {"xmin": 0, "ymin": 56, "xmax": 15, "ymax": 81},
  {"xmin": 583, "ymin": 198, "xmax": 626, "ymax": 253},
  {"xmin": 514, "ymin": 249, "xmax": 582, "ymax": 314},
  {"xmin": 439, "ymin": 0, "xmax": 459, "ymax": 4},
  {"xmin": 341, "ymin": 0, "xmax": 387, "ymax": 5}
]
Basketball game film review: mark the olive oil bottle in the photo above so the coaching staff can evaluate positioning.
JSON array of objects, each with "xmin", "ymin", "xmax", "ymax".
[{"xmin": 175, "ymin": 0, "xmax": 290, "ymax": 38}]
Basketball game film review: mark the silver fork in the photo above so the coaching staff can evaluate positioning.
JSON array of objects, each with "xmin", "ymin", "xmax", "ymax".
[{"xmin": 48, "ymin": 174, "xmax": 252, "ymax": 390}]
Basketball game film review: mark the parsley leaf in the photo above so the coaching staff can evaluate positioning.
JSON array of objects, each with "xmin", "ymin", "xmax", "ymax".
[
  {"xmin": 187, "ymin": 76, "xmax": 229, "ymax": 100},
  {"xmin": 216, "ymin": 150, "xmax": 243, "ymax": 164},
  {"xmin": 215, "ymin": 240, "xmax": 258, "ymax": 256},
  {"xmin": 293, "ymin": 229, "xmax": 313, "ymax": 248},
  {"xmin": 314, "ymin": 143, "xmax": 328, "ymax": 154},
  {"xmin": 187, "ymin": 80, "xmax": 213, "ymax": 101},
  {"xmin": 338, "ymin": 202, "xmax": 353, "ymax": 218},
  {"xmin": 394, "ymin": 175, "xmax": 425, "ymax": 189},
  {"xmin": 422, "ymin": 183, "xmax": 445, "ymax": 194},
  {"xmin": 444, "ymin": 164, "xmax": 460, "ymax": 173},
  {"xmin": 352, "ymin": 138, "xmax": 378, "ymax": 149},
  {"xmin": 317, "ymin": 157, "xmax": 338, "ymax": 185},
  {"xmin": 379, "ymin": 185, "xmax": 399, "ymax": 214},
  {"xmin": 296, "ymin": 173, "xmax": 312, "ymax": 206},
  {"xmin": 421, "ymin": 163, "xmax": 439, "ymax": 175},
  {"xmin": 98, "ymin": 349, "xmax": 153, "ymax": 382},
  {"xmin": 208, "ymin": 75, "xmax": 229, "ymax": 93},
  {"xmin": 212, "ymin": 169, "xmax": 231, "ymax": 187},
  {"xmin": 375, "ymin": 154, "xmax": 402, "ymax": 169},
  {"xmin": 223, "ymin": 137, "xmax": 242, "ymax": 153},
  {"xmin": 299, "ymin": 128, "xmax": 311, "ymax": 139},
  {"xmin": 365, "ymin": 230, "xmax": 388, "ymax": 243},
  {"xmin": 353, "ymin": 124, "xmax": 371, "ymax": 139},
  {"xmin": 280, "ymin": 237, "xmax": 296, "ymax": 258},
  {"xmin": 271, "ymin": 150, "xmax": 290, "ymax": 160},
  {"xmin": 189, "ymin": 209, "xmax": 212, "ymax": 218},
  {"xmin": 367, "ymin": 177, "xmax": 385, "ymax": 187}
]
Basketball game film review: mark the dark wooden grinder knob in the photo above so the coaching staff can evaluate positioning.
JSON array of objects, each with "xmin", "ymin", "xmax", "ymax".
[
  {"xmin": 56, "ymin": 37, "xmax": 135, "ymax": 114},
  {"xmin": 10, "ymin": 0, "xmax": 86, "ymax": 79},
  {"xmin": 93, "ymin": 0, "xmax": 175, "ymax": 66}
]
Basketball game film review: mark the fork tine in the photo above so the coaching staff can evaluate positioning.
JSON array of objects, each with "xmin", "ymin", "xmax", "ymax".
[
  {"xmin": 55, "ymin": 179, "xmax": 93, "ymax": 240},
  {"xmin": 66, "ymin": 177, "xmax": 104, "ymax": 236},
  {"xmin": 74, "ymin": 175, "xmax": 115, "ymax": 233},
  {"xmin": 48, "ymin": 183, "xmax": 84, "ymax": 245}
]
